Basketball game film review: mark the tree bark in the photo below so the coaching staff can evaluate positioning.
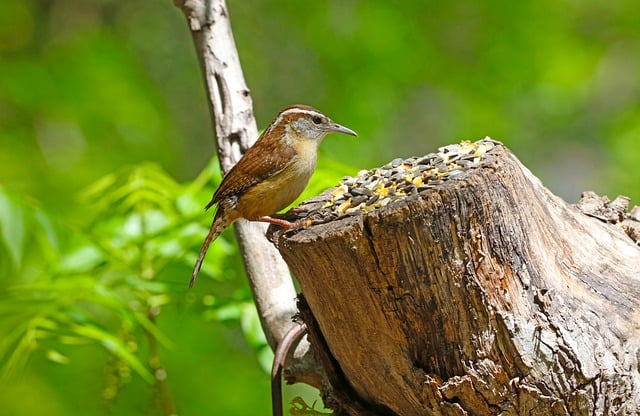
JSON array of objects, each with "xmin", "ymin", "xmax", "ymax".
[
  {"xmin": 174, "ymin": 0, "xmax": 322, "ymax": 385},
  {"xmin": 275, "ymin": 140, "xmax": 640, "ymax": 415}
]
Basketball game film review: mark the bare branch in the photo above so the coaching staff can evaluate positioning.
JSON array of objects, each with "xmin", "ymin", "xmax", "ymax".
[{"xmin": 174, "ymin": 0, "xmax": 322, "ymax": 386}]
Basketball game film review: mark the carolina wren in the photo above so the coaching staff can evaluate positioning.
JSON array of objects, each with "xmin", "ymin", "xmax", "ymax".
[{"xmin": 190, "ymin": 104, "xmax": 357, "ymax": 287}]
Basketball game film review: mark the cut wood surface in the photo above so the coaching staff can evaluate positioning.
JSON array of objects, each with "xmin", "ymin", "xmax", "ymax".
[{"xmin": 274, "ymin": 140, "xmax": 640, "ymax": 415}]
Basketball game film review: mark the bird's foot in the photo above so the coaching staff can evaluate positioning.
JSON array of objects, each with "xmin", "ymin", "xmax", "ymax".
[
  {"xmin": 257, "ymin": 216, "xmax": 307, "ymax": 231},
  {"xmin": 260, "ymin": 216, "xmax": 311, "ymax": 246}
]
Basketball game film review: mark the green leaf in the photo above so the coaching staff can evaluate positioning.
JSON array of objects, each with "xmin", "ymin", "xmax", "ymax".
[
  {"xmin": 33, "ymin": 208, "xmax": 61, "ymax": 253},
  {"xmin": 132, "ymin": 311, "xmax": 173, "ymax": 348},
  {"xmin": 0, "ymin": 190, "xmax": 26, "ymax": 267},
  {"xmin": 45, "ymin": 349, "xmax": 70, "ymax": 365},
  {"xmin": 204, "ymin": 302, "xmax": 243, "ymax": 322},
  {"xmin": 0, "ymin": 322, "xmax": 36, "ymax": 384},
  {"xmin": 240, "ymin": 303, "xmax": 267, "ymax": 348},
  {"xmin": 70, "ymin": 323, "xmax": 154, "ymax": 383},
  {"xmin": 56, "ymin": 244, "xmax": 104, "ymax": 274}
]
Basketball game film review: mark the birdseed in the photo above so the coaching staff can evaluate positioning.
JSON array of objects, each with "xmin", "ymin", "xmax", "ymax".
[{"xmin": 309, "ymin": 138, "xmax": 499, "ymax": 222}]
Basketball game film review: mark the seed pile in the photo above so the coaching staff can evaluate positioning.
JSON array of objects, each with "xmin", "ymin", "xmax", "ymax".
[{"xmin": 310, "ymin": 138, "xmax": 498, "ymax": 221}]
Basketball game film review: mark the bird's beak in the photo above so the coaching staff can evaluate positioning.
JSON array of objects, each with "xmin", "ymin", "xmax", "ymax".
[{"xmin": 327, "ymin": 123, "xmax": 358, "ymax": 137}]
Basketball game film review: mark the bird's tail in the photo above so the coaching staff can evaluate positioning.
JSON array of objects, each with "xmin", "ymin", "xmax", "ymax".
[{"xmin": 190, "ymin": 212, "xmax": 232, "ymax": 288}]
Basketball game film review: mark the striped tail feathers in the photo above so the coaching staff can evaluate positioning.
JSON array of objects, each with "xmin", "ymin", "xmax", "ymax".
[{"xmin": 190, "ymin": 211, "xmax": 234, "ymax": 288}]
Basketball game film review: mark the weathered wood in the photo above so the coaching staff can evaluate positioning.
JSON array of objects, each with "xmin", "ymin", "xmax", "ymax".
[{"xmin": 275, "ymin": 142, "xmax": 640, "ymax": 415}]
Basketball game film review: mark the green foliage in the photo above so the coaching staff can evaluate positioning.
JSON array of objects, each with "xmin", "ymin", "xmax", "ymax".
[
  {"xmin": 0, "ymin": 190, "xmax": 28, "ymax": 267},
  {"xmin": 0, "ymin": 161, "xmax": 273, "ymax": 414}
]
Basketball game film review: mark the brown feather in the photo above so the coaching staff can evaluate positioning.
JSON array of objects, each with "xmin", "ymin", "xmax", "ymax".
[
  {"xmin": 205, "ymin": 110, "xmax": 302, "ymax": 209},
  {"xmin": 189, "ymin": 204, "xmax": 240, "ymax": 287}
]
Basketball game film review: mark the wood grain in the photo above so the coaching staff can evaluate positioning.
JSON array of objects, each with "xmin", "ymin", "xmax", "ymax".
[{"xmin": 277, "ymin": 144, "xmax": 640, "ymax": 415}]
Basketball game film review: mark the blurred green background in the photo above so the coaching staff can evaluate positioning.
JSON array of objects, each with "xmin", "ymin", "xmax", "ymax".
[{"xmin": 0, "ymin": 0, "xmax": 639, "ymax": 415}]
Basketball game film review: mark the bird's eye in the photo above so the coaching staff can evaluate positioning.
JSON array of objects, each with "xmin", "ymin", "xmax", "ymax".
[{"xmin": 312, "ymin": 116, "xmax": 322, "ymax": 125}]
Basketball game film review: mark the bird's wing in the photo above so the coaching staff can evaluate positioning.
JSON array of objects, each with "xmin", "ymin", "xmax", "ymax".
[{"xmin": 205, "ymin": 135, "xmax": 297, "ymax": 209}]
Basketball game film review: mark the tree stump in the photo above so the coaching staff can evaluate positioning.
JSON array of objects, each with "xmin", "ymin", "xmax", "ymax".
[{"xmin": 273, "ymin": 139, "xmax": 640, "ymax": 415}]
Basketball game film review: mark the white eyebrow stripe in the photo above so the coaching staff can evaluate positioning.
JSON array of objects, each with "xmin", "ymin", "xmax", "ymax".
[{"xmin": 273, "ymin": 108, "xmax": 323, "ymax": 126}]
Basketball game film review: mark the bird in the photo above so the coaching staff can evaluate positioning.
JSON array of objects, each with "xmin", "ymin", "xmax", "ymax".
[{"xmin": 190, "ymin": 104, "xmax": 357, "ymax": 287}]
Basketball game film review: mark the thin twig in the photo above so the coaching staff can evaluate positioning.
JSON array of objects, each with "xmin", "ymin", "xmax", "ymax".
[{"xmin": 271, "ymin": 323, "xmax": 308, "ymax": 416}]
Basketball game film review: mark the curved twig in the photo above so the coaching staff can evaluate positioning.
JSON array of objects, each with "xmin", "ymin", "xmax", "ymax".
[{"xmin": 271, "ymin": 323, "xmax": 308, "ymax": 416}]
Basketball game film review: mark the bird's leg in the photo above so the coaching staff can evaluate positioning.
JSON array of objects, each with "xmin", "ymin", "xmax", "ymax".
[{"xmin": 257, "ymin": 215, "xmax": 307, "ymax": 230}]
